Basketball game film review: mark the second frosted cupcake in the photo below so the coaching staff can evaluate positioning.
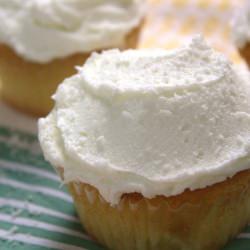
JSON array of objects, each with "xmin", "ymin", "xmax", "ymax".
[{"xmin": 0, "ymin": 0, "xmax": 144, "ymax": 116}]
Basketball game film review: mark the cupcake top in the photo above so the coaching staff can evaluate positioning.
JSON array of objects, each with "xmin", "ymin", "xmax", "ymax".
[
  {"xmin": 232, "ymin": 0, "xmax": 250, "ymax": 48},
  {"xmin": 39, "ymin": 36, "xmax": 250, "ymax": 205},
  {"xmin": 0, "ymin": 0, "xmax": 144, "ymax": 63}
]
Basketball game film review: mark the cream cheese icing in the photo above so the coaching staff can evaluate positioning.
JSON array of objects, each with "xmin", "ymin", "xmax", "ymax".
[
  {"xmin": 0, "ymin": 0, "xmax": 144, "ymax": 63},
  {"xmin": 232, "ymin": 0, "xmax": 250, "ymax": 48},
  {"xmin": 38, "ymin": 36, "xmax": 250, "ymax": 205}
]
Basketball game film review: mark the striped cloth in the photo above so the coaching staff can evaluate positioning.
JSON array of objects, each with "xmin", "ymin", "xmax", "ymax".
[
  {"xmin": 1, "ymin": 0, "xmax": 250, "ymax": 249},
  {"xmin": 0, "ymin": 125, "xmax": 250, "ymax": 250},
  {"xmin": 0, "ymin": 126, "xmax": 105, "ymax": 250}
]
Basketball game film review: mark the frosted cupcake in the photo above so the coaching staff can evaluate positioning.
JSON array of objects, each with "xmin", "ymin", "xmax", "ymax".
[
  {"xmin": 232, "ymin": 0, "xmax": 250, "ymax": 66},
  {"xmin": 0, "ymin": 0, "xmax": 144, "ymax": 116},
  {"xmin": 38, "ymin": 36, "xmax": 250, "ymax": 250}
]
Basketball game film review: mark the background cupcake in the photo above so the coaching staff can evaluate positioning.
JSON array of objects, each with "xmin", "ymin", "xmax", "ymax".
[
  {"xmin": 232, "ymin": 0, "xmax": 250, "ymax": 66},
  {"xmin": 39, "ymin": 36, "xmax": 250, "ymax": 250},
  {"xmin": 0, "ymin": 0, "xmax": 144, "ymax": 116}
]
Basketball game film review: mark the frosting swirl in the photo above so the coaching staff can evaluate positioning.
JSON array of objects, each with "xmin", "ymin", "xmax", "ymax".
[
  {"xmin": 39, "ymin": 36, "xmax": 250, "ymax": 205},
  {"xmin": 0, "ymin": 0, "xmax": 144, "ymax": 63}
]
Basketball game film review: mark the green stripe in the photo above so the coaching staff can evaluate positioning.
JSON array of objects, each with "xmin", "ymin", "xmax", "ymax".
[
  {"xmin": 0, "ymin": 222, "xmax": 105, "ymax": 250},
  {"xmin": 0, "ymin": 126, "xmax": 37, "ymax": 143},
  {"xmin": 0, "ymin": 185, "xmax": 75, "ymax": 215},
  {"xmin": 242, "ymin": 226, "xmax": 250, "ymax": 233},
  {"xmin": 0, "ymin": 207, "xmax": 83, "ymax": 232},
  {"xmin": 0, "ymin": 142, "xmax": 53, "ymax": 173},
  {"xmin": 0, "ymin": 240, "xmax": 51, "ymax": 250},
  {"xmin": 0, "ymin": 167, "xmax": 63, "ymax": 191},
  {"xmin": 223, "ymin": 238, "xmax": 250, "ymax": 250}
]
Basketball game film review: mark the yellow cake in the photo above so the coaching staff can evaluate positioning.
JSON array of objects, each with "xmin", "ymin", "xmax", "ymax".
[
  {"xmin": 38, "ymin": 36, "xmax": 250, "ymax": 250},
  {"xmin": 0, "ymin": 0, "xmax": 144, "ymax": 116}
]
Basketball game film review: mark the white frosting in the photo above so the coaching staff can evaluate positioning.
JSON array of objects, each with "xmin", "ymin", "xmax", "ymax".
[
  {"xmin": 0, "ymin": 0, "xmax": 144, "ymax": 63},
  {"xmin": 232, "ymin": 0, "xmax": 250, "ymax": 48},
  {"xmin": 38, "ymin": 36, "xmax": 250, "ymax": 205}
]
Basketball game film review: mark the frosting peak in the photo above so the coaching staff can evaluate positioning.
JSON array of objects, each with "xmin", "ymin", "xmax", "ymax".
[
  {"xmin": 0, "ymin": 0, "xmax": 144, "ymax": 63},
  {"xmin": 81, "ymin": 36, "xmax": 227, "ymax": 95},
  {"xmin": 39, "ymin": 37, "xmax": 250, "ymax": 205}
]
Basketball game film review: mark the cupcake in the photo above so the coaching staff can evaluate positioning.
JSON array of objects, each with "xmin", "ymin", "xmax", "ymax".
[
  {"xmin": 232, "ymin": 0, "xmax": 250, "ymax": 66},
  {"xmin": 0, "ymin": 0, "xmax": 144, "ymax": 116},
  {"xmin": 38, "ymin": 36, "xmax": 250, "ymax": 250}
]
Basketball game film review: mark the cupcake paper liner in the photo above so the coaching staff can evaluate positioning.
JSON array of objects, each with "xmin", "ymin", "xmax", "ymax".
[{"xmin": 66, "ymin": 169, "xmax": 250, "ymax": 250}]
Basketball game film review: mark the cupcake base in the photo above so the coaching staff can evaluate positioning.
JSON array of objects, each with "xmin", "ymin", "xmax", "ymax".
[
  {"xmin": 0, "ymin": 23, "xmax": 142, "ymax": 117},
  {"xmin": 239, "ymin": 43, "xmax": 250, "ymax": 67},
  {"xmin": 0, "ymin": 47, "xmax": 90, "ymax": 116},
  {"xmin": 67, "ymin": 169, "xmax": 250, "ymax": 250}
]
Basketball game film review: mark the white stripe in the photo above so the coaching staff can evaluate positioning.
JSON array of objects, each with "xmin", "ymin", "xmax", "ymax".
[
  {"xmin": 0, "ymin": 213, "xmax": 89, "ymax": 240},
  {"xmin": 0, "ymin": 229, "xmax": 87, "ymax": 250},
  {"xmin": 0, "ymin": 159, "xmax": 60, "ymax": 182},
  {"xmin": 238, "ymin": 233, "xmax": 250, "ymax": 239},
  {"xmin": 0, "ymin": 178, "xmax": 72, "ymax": 203},
  {"xmin": 0, "ymin": 198, "xmax": 79, "ymax": 223}
]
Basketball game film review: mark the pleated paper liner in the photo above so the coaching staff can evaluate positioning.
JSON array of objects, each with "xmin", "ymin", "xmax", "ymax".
[{"xmin": 67, "ymin": 168, "xmax": 250, "ymax": 250}]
